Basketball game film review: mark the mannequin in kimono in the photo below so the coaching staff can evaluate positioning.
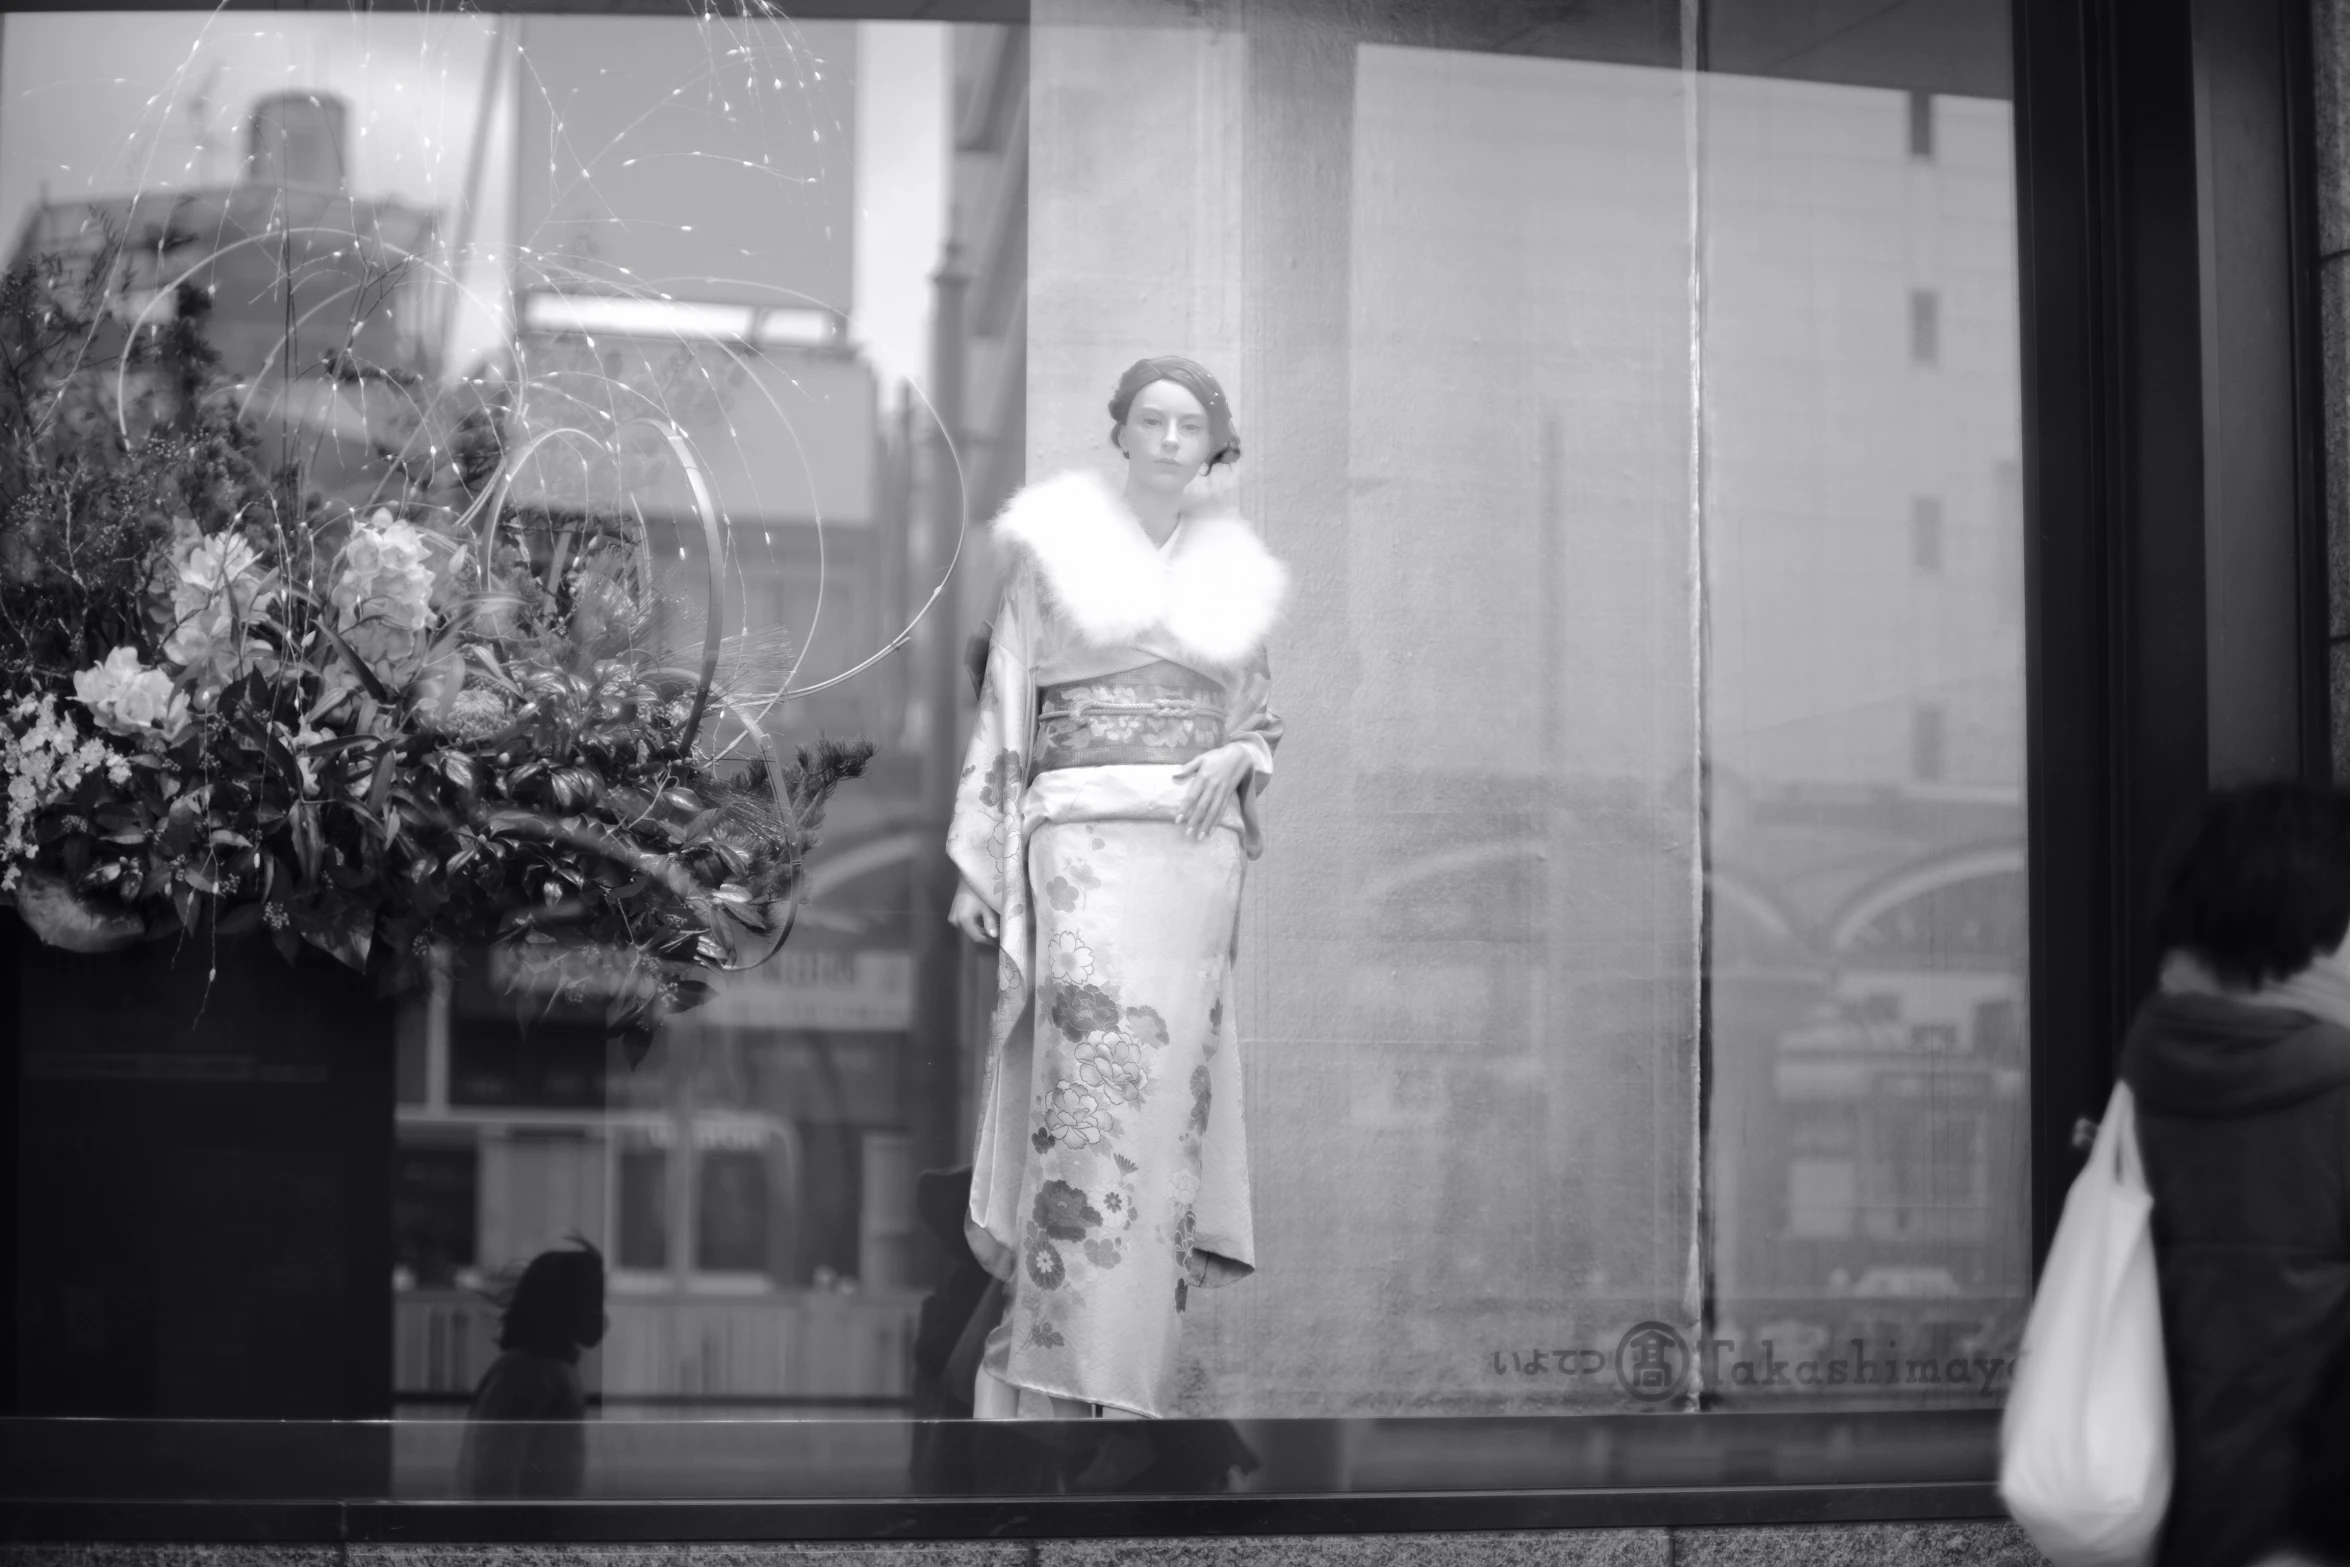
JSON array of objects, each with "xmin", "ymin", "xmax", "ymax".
[{"xmin": 946, "ymin": 357, "xmax": 1287, "ymax": 1419}]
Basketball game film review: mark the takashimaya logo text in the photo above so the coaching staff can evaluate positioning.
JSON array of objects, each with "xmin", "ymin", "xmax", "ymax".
[
  {"xmin": 1484, "ymin": 1328, "xmax": 2014, "ymax": 1400},
  {"xmin": 1703, "ymin": 1338, "xmax": 2011, "ymax": 1395}
]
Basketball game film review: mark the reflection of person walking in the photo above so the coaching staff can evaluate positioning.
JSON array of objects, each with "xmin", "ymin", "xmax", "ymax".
[
  {"xmin": 453, "ymin": 1239, "xmax": 607, "ymax": 1498},
  {"xmin": 2120, "ymin": 785, "xmax": 2350, "ymax": 1567}
]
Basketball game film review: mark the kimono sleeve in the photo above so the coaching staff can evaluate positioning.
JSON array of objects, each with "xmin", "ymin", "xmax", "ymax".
[
  {"xmin": 945, "ymin": 563, "xmax": 1039, "ymax": 913},
  {"xmin": 1222, "ymin": 646, "xmax": 1284, "ymax": 786}
]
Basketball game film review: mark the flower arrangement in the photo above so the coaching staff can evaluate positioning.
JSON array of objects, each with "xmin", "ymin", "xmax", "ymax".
[{"xmin": 0, "ymin": 241, "xmax": 869, "ymax": 1050}]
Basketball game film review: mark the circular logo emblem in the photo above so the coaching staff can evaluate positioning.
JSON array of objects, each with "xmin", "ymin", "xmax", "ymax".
[{"xmin": 1614, "ymin": 1320, "xmax": 1693, "ymax": 1404}]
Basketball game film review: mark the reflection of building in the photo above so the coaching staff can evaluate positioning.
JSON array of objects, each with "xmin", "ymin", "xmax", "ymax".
[
  {"xmin": 390, "ymin": 876, "xmax": 925, "ymax": 1407},
  {"xmin": 1707, "ymin": 779, "xmax": 2029, "ymax": 1390},
  {"xmin": 383, "ymin": 21, "xmax": 944, "ymax": 1408},
  {"xmin": 497, "ymin": 328, "xmax": 890, "ymax": 742},
  {"xmin": 1697, "ymin": 81, "xmax": 2031, "ymax": 1397},
  {"xmin": 941, "ymin": 23, "xmax": 1028, "ymax": 544},
  {"xmin": 7, "ymin": 90, "xmax": 441, "ymax": 507},
  {"xmin": 927, "ymin": 21, "xmax": 1031, "ymax": 1167}
]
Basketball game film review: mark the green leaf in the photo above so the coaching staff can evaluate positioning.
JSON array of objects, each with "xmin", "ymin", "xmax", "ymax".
[
  {"xmin": 302, "ymin": 914, "xmax": 372, "ymax": 973},
  {"xmin": 366, "ymin": 745, "xmax": 398, "ymax": 818},
  {"xmin": 435, "ymin": 750, "xmax": 478, "ymax": 795},
  {"xmin": 261, "ymin": 730, "xmax": 303, "ymax": 786},
  {"xmin": 616, "ymin": 1021, "xmax": 658, "ymax": 1071},
  {"xmin": 318, "ymin": 619, "xmax": 394, "ymax": 704},
  {"xmin": 157, "ymin": 814, "xmax": 198, "ymax": 860},
  {"xmin": 504, "ymin": 758, "xmax": 550, "ymax": 797},
  {"xmin": 464, "ymin": 642, "xmax": 523, "ymax": 695},
  {"xmin": 289, "ymin": 800, "xmax": 322, "ymax": 881}
]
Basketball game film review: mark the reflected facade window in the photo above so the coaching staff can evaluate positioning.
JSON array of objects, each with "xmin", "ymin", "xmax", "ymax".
[
  {"xmin": 1913, "ymin": 497, "xmax": 1944, "ymax": 574},
  {"xmin": 1910, "ymin": 289, "xmax": 1942, "ymax": 365}
]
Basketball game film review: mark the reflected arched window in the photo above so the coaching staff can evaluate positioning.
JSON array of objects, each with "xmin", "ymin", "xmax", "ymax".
[{"xmin": 1838, "ymin": 863, "xmax": 2027, "ymax": 971}]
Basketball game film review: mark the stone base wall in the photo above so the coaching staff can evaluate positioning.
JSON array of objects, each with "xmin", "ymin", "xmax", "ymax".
[{"xmin": 2, "ymin": 1524, "xmax": 2043, "ymax": 1567}]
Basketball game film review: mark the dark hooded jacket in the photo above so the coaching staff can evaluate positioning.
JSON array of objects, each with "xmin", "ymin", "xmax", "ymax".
[{"xmin": 2120, "ymin": 990, "xmax": 2350, "ymax": 1567}]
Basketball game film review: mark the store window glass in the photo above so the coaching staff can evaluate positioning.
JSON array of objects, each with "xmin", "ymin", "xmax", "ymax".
[
  {"xmin": 1697, "ymin": 23, "xmax": 2028, "ymax": 1409},
  {"xmin": 0, "ymin": 0, "xmax": 2024, "ymax": 1495}
]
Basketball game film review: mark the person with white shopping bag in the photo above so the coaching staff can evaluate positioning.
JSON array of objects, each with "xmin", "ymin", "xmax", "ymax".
[
  {"xmin": 2009, "ymin": 782, "xmax": 2350, "ymax": 1567},
  {"xmin": 2000, "ymin": 1075, "xmax": 2168, "ymax": 1567}
]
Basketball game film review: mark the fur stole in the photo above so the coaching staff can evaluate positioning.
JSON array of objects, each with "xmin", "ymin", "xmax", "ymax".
[{"xmin": 991, "ymin": 468, "xmax": 1287, "ymax": 667}]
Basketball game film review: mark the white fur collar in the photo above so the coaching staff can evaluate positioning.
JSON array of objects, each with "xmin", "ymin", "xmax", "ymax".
[{"xmin": 992, "ymin": 468, "xmax": 1287, "ymax": 667}]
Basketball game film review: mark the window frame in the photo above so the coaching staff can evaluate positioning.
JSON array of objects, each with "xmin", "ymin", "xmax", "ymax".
[
  {"xmin": 2015, "ymin": 0, "xmax": 2330, "ymax": 1263},
  {"xmin": 0, "ymin": 0, "xmax": 2329, "ymax": 1539}
]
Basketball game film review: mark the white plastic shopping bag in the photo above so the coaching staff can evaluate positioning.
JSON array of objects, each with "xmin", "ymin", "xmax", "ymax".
[{"xmin": 1999, "ymin": 1081, "xmax": 2172, "ymax": 1567}]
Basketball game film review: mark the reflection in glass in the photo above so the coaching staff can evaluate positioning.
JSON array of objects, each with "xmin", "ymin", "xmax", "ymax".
[
  {"xmin": 1700, "ymin": 62, "xmax": 2030, "ymax": 1409},
  {"xmin": 1023, "ymin": 0, "xmax": 2026, "ymax": 1418},
  {"xmin": 0, "ymin": 0, "xmax": 2027, "ymax": 1462},
  {"xmin": 0, "ymin": 7, "xmax": 957, "ymax": 1437},
  {"xmin": 453, "ymin": 1240, "xmax": 605, "ymax": 1498}
]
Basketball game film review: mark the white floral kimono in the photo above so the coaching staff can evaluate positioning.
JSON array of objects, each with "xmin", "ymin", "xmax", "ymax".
[{"xmin": 948, "ymin": 468, "xmax": 1287, "ymax": 1418}]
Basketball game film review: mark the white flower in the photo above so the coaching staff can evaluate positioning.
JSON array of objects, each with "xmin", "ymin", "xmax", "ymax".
[
  {"xmin": 162, "ymin": 531, "xmax": 276, "ymax": 694},
  {"xmin": 178, "ymin": 533, "xmax": 269, "ymax": 618},
  {"xmin": 114, "ymin": 674, "xmax": 173, "ymax": 729},
  {"xmin": 1, "ymin": 694, "xmax": 130, "ymax": 889},
  {"xmin": 333, "ymin": 512, "xmax": 436, "ymax": 627},
  {"xmin": 329, "ymin": 512, "xmax": 440, "ymax": 688},
  {"xmin": 71, "ymin": 647, "xmax": 190, "ymax": 740}
]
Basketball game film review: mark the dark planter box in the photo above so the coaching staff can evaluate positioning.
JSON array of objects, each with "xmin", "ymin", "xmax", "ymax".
[{"xmin": 6, "ymin": 916, "xmax": 394, "ymax": 1431}]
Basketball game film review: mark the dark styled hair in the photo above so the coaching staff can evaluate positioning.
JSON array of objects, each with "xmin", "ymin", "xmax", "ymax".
[
  {"xmin": 493, "ymin": 1238, "xmax": 606, "ymax": 1359},
  {"xmin": 2151, "ymin": 781, "xmax": 2350, "ymax": 988},
  {"xmin": 1106, "ymin": 355, "xmax": 1241, "ymax": 470}
]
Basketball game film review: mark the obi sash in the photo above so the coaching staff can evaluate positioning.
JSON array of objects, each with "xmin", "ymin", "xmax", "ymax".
[{"xmin": 1032, "ymin": 660, "xmax": 1225, "ymax": 774}]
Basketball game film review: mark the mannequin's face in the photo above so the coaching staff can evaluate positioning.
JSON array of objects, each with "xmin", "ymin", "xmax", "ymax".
[{"xmin": 1118, "ymin": 379, "xmax": 1212, "ymax": 493}]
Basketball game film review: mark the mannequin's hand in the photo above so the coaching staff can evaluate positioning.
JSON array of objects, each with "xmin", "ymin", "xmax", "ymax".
[
  {"xmin": 949, "ymin": 880, "xmax": 1000, "ymax": 944},
  {"xmin": 1173, "ymin": 744, "xmax": 1255, "ymax": 841}
]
